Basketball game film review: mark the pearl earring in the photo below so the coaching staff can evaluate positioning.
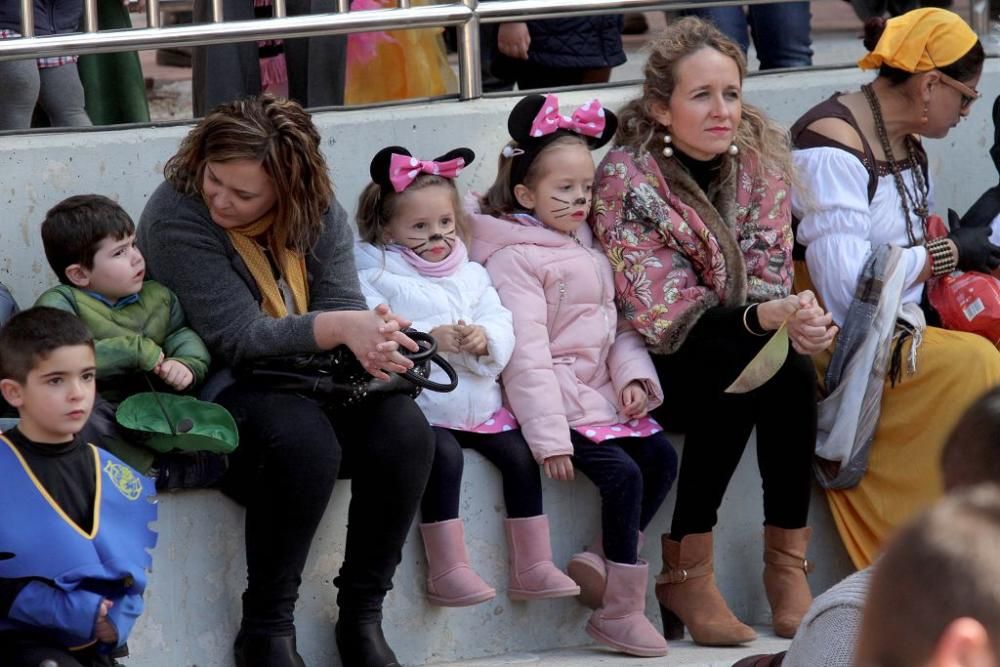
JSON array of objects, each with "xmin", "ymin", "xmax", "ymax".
[
  {"xmin": 921, "ymin": 104, "xmax": 929, "ymax": 125},
  {"xmin": 728, "ymin": 143, "xmax": 739, "ymax": 156},
  {"xmin": 662, "ymin": 134, "xmax": 674, "ymax": 158}
]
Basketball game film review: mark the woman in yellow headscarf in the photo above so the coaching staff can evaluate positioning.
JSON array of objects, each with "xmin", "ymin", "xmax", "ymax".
[{"xmin": 789, "ymin": 8, "xmax": 1000, "ymax": 569}]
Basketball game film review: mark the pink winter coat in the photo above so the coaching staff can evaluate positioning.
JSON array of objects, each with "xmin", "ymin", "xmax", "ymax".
[{"xmin": 469, "ymin": 208, "xmax": 664, "ymax": 464}]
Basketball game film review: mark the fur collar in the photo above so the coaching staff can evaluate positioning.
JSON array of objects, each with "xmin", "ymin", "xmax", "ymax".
[{"xmin": 650, "ymin": 150, "xmax": 748, "ymax": 308}]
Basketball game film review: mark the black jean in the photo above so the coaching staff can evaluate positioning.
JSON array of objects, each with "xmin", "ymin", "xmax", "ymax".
[
  {"xmin": 421, "ymin": 427, "xmax": 543, "ymax": 522},
  {"xmin": 216, "ymin": 386, "xmax": 435, "ymax": 634},
  {"xmin": 570, "ymin": 430, "xmax": 678, "ymax": 565},
  {"xmin": 0, "ymin": 635, "xmax": 115, "ymax": 667},
  {"xmin": 651, "ymin": 307, "xmax": 817, "ymax": 539}
]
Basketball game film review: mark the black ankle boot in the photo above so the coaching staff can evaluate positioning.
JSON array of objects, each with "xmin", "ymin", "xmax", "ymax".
[
  {"xmin": 234, "ymin": 630, "xmax": 306, "ymax": 667},
  {"xmin": 334, "ymin": 617, "xmax": 400, "ymax": 667}
]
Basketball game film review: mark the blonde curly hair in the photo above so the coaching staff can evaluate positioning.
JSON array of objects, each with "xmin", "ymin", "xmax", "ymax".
[{"xmin": 616, "ymin": 16, "xmax": 794, "ymax": 183}]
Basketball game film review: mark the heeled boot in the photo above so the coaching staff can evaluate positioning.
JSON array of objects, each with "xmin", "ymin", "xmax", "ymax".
[
  {"xmin": 763, "ymin": 525, "xmax": 813, "ymax": 638},
  {"xmin": 234, "ymin": 630, "xmax": 305, "ymax": 667},
  {"xmin": 419, "ymin": 519, "xmax": 496, "ymax": 606},
  {"xmin": 586, "ymin": 560, "xmax": 668, "ymax": 657},
  {"xmin": 504, "ymin": 515, "xmax": 580, "ymax": 600},
  {"xmin": 655, "ymin": 532, "xmax": 756, "ymax": 646},
  {"xmin": 567, "ymin": 532, "xmax": 645, "ymax": 609},
  {"xmin": 335, "ymin": 614, "xmax": 401, "ymax": 667}
]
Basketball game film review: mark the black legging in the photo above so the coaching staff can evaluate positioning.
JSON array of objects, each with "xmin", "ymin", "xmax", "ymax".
[
  {"xmin": 571, "ymin": 430, "xmax": 678, "ymax": 564},
  {"xmin": 216, "ymin": 386, "xmax": 435, "ymax": 633},
  {"xmin": 652, "ymin": 306, "xmax": 816, "ymax": 539},
  {"xmin": 421, "ymin": 427, "xmax": 542, "ymax": 522}
]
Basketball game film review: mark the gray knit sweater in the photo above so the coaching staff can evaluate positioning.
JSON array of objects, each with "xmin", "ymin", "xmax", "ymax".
[
  {"xmin": 137, "ymin": 181, "xmax": 367, "ymax": 367},
  {"xmin": 783, "ymin": 567, "xmax": 872, "ymax": 667}
]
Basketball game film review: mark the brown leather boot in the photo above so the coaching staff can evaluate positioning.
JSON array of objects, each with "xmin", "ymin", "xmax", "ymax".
[
  {"xmin": 762, "ymin": 525, "xmax": 813, "ymax": 638},
  {"xmin": 655, "ymin": 533, "xmax": 756, "ymax": 646}
]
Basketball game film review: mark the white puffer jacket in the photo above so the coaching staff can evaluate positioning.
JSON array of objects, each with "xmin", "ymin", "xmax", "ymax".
[{"xmin": 354, "ymin": 242, "xmax": 515, "ymax": 429}]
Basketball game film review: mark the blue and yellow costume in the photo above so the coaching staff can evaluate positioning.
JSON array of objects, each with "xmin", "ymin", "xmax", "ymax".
[{"xmin": 0, "ymin": 435, "xmax": 157, "ymax": 652}]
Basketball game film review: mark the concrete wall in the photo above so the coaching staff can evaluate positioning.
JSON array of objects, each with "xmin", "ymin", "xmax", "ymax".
[{"xmin": 3, "ymin": 62, "xmax": 995, "ymax": 664}]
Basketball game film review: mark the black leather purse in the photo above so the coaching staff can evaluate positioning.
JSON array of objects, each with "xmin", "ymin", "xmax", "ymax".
[{"xmin": 240, "ymin": 330, "xmax": 458, "ymax": 408}]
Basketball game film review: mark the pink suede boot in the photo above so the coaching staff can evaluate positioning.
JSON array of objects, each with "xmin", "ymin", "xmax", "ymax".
[
  {"xmin": 504, "ymin": 515, "xmax": 581, "ymax": 600},
  {"xmin": 419, "ymin": 519, "xmax": 496, "ymax": 607},
  {"xmin": 568, "ymin": 532, "xmax": 644, "ymax": 610},
  {"xmin": 586, "ymin": 560, "xmax": 668, "ymax": 657}
]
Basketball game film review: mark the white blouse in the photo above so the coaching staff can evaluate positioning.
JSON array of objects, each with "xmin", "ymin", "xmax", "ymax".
[{"xmin": 791, "ymin": 147, "xmax": 931, "ymax": 326}]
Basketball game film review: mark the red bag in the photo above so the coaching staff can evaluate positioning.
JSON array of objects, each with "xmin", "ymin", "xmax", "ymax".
[
  {"xmin": 925, "ymin": 213, "xmax": 1000, "ymax": 347},
  {"xmin": 928, "ymin": 271, "xmax": 1000, "ymax": 347}
]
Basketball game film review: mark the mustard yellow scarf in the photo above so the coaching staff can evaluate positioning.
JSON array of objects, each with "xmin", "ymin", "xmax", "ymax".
[{"xmin": 227, "ymin": 215, "xmax": 309, "ymax": 318}]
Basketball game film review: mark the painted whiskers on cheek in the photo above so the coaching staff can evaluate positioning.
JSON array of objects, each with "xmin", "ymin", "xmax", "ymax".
[
  {"xmin": 551, "ymin": 195, "xmax": 592, "ymax": 219},
  {"xmin": 405, "ymin": 231, "xmax": 457, "ymax": 256}
]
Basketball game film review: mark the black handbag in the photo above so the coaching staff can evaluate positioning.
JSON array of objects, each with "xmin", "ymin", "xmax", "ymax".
[{"xmin": 240, "ymin": 329, "xmax": 458, "ymax": 408}]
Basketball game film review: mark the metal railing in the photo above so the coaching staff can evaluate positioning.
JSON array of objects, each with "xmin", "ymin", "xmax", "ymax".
[{"xmin": 1, "ymin": 0, "xmax": 992, "ymax": 101}]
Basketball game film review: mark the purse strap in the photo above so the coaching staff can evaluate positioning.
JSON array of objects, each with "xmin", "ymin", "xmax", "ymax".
[{"xmin": 399, "ymin": 330, "xmax": 459, "ymax": 393}]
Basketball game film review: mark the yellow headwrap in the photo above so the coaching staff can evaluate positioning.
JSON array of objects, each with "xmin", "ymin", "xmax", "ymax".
[
  {"xmin": 226, "ymin": 214, "xmax": 310, "ymax": 319},
  {"xmin": 857, "ymin": 7, "xmax": 978, "ymax": 73}
]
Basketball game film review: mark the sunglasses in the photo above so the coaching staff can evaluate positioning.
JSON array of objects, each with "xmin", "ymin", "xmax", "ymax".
[{"xmin": 937, "ymin": 70, "xmax": 981, "ymax": 110}]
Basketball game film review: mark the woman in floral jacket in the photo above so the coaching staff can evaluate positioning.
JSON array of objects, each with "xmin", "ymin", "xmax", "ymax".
[{"xmin": 589, "ymin": 17, "xmax": 837, "ymax": 646}]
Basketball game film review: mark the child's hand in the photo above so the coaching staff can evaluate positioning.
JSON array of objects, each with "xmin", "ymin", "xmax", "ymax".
[
  {"xmin": 155, "ymin": 359, "xmax": 194, "ymax": 391},
  {"xmin": 94, "ymin": 599, "xmax": 118, "ymax": 644},
  {"xmin": 456, "ymin": 320, "xmax": 489, "ymax": 357},
  {"xmin": 543, "ymin": 454, "xmax": 574, "ymax": 481},
  {"xmin": 430, "ymin": 324, "xmax": 463, "ymax": 354},
  {"xmin": 622, "ymin": 381, "xmax": 648, "ymax": 418}
]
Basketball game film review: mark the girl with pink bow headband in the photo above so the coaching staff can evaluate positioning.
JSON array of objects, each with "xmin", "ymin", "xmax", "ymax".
[
  {"xmin": 469, "ymin": 94, "xmax": 678, "ymax": 658},
  {"xmin": 354, "ymin": 144, "xmax": 582, "ymax": 611}
]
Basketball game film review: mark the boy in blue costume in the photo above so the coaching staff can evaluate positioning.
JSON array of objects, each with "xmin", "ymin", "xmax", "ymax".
[{"xmin": 0, "ymin": 307, "xmax": 157, "ymax": 667}]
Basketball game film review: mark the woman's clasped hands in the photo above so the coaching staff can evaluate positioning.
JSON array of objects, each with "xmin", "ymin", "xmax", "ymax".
[{"xmin": 757, "ymin": 290, "xmax": 838, "ymax": 355}]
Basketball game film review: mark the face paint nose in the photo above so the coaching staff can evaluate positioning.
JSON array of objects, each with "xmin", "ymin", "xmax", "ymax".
[
  {"xmin": 573, "ymin": 197, "xmax": 587, "ymax": 206},
  {"xmin": 429, "ymin": 233, "xmax": 445, "ymax": 241}
]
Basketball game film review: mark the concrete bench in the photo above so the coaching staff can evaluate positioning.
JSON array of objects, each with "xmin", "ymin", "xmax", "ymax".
[{"xmin": 129, "ymin": 435, "xmax": 855, "ymax": 666}]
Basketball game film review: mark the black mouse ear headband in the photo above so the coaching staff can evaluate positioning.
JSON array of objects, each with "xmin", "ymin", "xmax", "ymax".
[
  {"xmin": 370, "ymin": 145, "xmax": 476, "ymax": 194},
  {"xmin": 506, "ymin": 93, "xmax": 618, "ymax": 193}
]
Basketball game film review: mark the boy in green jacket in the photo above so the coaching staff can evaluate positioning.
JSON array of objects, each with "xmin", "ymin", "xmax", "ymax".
[{"xmin": 36, "ymin": 194, "xmax": 212, "ymax": 473}]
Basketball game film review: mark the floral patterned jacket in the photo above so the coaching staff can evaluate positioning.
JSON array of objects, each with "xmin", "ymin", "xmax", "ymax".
[{"xmin": 591, "ymin": 146, "xmax": 793, "ymax": 354}]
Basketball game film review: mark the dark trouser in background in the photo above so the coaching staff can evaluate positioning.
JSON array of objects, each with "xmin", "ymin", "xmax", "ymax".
[
  {"xmin": 420, "ymin": 427, "xmax": 542, "ymax": 522},
  {"xmin": 651, "ymin": 311, "xmax": 816, "ymax": 539},
  {"xmin": 570, "ymin": 430, "xmax": 678, "ymax": 564},
  {"xmin": 686, "ymin": 2, "xmax": 812, "ymax": 69},
  {"xmin": 216, "ymin": 386, "xmax": 435, "ymax": 634}
]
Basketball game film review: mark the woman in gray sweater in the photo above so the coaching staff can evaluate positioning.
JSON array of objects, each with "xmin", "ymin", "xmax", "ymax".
[{"xmin": 137, "ymin": 95, "xmax": 434, "ymax": 667}]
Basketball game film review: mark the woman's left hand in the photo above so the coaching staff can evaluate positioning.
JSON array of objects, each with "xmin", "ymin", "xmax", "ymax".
[{"xmin": 786, "ymin": 290, "xmax": 838, "ymax": 355}]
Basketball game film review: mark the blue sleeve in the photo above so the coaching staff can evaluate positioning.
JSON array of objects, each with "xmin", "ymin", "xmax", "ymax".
[
  {"xmin": 105, "ymin": 591, "xmax": 145, "ymax": 648},
  {"xmin": 8, "ymin": 581, "xmax": 102, "ymax": 646},
  {"xmin": 0, "ymin": 283, "xmax": 18, "ymax": 326}
]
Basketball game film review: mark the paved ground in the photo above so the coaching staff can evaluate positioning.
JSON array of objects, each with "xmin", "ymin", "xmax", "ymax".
[
  {"xmin": 137, "ymin": 0, "xmax": 985, "ymax": 122},
  {"xmin": 433, "ymin": 627, "xmax": 790, "ymax": 666}
]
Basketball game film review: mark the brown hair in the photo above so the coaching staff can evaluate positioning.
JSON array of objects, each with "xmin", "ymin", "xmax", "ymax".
[
  {"xmin": 0, "ymin": 307, "xmax": 94, "ymax": 384},
  {"xmin": 163, "ymin": 95, "xmax": 333, "ymax": 254},
  {"xmin": 41, "ymin": 194, "xmax": 135, "ymax": 284},
  {"xmin": 863, "ymin": 16, "xmax": 985, "ymax": 86},
  {"xmin": 479, "ymin": 135, "xmax": 589, "ymax": 217},
  {"xmin": 941, "ymin": 386, "xmax": 1000, "ymax": 491},
  {"xmin": 355, "ymin": 174, "xmax": 467, "ymax": 246},
  {"xmin": 615, "ymin": 16, "xmax": 794, "ymax": 184},
  {"xmin": 857, "ymin": 484, "xmax": 1000, "ymax": 667}
]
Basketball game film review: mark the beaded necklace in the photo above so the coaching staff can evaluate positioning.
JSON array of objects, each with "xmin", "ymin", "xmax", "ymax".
[{"xmin": 861, "ymin": 83, "xmax": 930, "ymax": 246}]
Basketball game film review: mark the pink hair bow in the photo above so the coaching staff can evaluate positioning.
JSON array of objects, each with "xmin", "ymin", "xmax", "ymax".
[
  {"xmin": 528, "ymin": 94, "xmax": 606, "ymax": 140},
  {"xmin": 388, "ymin": 153, "xmax": 466, "ymax": 193}
]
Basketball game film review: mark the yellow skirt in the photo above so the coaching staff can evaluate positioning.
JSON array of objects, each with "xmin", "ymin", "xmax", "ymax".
[
  {"xmin": 824, "ymin": 327, "xmax": 1000, "ymax": 567},
  {"xmin": 797, "ymin": 263, "xmax": 1000, "ymax": 567},
  {"xmin": 345, "ymin": 0, "xmax": 457, "ymax": 105}
]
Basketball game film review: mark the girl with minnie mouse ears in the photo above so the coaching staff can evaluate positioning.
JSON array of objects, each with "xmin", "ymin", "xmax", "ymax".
[
  {"xmin": 354, "ymin": 144, "xmax": 581, "ymax": 610},
  {"xmin": 469, "ymin": 94, "xmax": 678, "ymax": 658}
]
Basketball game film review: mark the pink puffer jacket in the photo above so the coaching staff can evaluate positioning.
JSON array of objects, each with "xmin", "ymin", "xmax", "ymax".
[{"xmin": 469, "ymin": 209, "xmax": 664, "ymax": 464}]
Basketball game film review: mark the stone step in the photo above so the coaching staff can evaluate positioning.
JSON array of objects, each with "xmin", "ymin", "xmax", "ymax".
[{"xmin": 435, "ymin": 630, "xmax": 790, "ymax": 666}]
